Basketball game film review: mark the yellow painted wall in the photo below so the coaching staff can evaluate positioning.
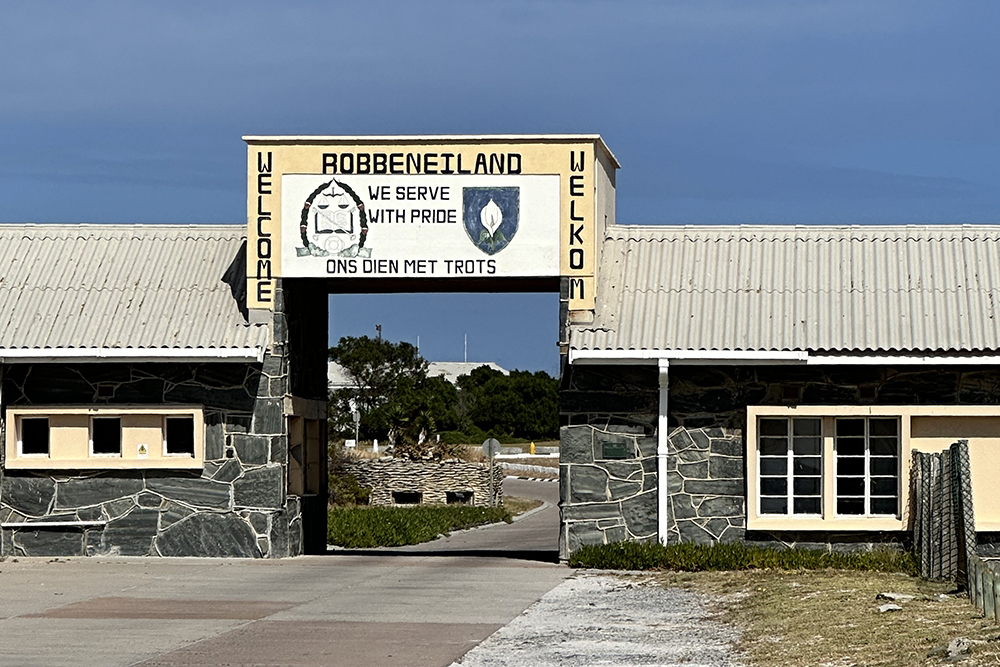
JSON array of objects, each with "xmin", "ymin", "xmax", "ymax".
[
  {"xmin": 5, "ymin": 406, "xmax": 205, "ymax": 470},
  {"xmin": 911, "ymin": 416, "xmax": 1000, "ymax": 530}
]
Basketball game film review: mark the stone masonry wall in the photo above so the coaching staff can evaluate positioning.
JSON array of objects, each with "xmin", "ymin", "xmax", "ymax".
[
  {"xmin": 0, "ymin": 356, "xmax": 298, "ymax": 558},
  {"xmin": 562, "ymin": 363, "xmax": 1000, "ymax": 557},
  {"xmin": 341, "ymin": 459, "xmax": 504, "ymax": 507},
  {"xmin": 560, "ymin": 424, "xmax": 658, "ymax": 554},
  {"xmin": 666, "ymin": 425, "xmax": 744, "ymax": 544},
  {"xmin": 559, "ymin": 365, "xmax": 659, "ymax": 558}
]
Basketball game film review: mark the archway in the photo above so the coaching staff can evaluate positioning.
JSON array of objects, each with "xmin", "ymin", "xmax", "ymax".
[{"xmin": 244, "ymin": 135, "xmax": 618, "ymax": 555}]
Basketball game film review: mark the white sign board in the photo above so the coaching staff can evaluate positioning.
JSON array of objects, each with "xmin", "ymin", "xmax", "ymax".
[{"xmin": 281, "ymin": 174, "xmax": 560, "ymax": 278}]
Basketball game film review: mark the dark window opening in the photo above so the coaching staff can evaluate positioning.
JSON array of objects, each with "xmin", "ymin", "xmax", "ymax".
[
  {"xmin": 165, "ymin": 416, "xmax": 195, "ymax": 456},
  {"xmin": 392, "ymin": 491, "xmax": 422, "ymax": 505},
  {"xmin": 92, "ymin": 417, "xmax": 122, "ymax": 455},
  {"xmin": 447, "ymin": 491, "xmax": 473, "ymax": 505},
  {"xmin": 20, "ymin": 418, "xmax": 49, "ymax": 455}
]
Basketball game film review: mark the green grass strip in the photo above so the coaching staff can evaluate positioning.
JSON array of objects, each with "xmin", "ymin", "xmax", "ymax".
[
  {"xmin": 328, "ymin": 505, "xmax": 513, "ymax": 548},
  {"xmin": 569, "ymin": 541, "xmax": 919, "ymax": 575}
]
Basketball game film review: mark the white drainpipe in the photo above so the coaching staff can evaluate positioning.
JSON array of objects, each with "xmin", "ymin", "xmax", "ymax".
[{"xmin": 657, "ymin": 358, "xmax": 670, "ymax": 545}]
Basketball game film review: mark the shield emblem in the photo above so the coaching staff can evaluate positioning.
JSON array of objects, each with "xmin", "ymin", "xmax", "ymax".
[{"xmin": 463, "ymin": 187, "xmax": 519, "ymax": 255}]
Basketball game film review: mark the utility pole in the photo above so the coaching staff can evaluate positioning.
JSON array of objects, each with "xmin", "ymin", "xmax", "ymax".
[{"xmin": 375, "ymin": 324, "xmax": 382, "ymax": 340}]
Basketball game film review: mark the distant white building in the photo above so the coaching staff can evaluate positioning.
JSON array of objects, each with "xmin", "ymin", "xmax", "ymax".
[
  {"xmin": 426, "ymin": 361, "xmax": 508, "ymax": 385},
  {"xmin": 327, "ymin": 361, "xmax": 508, "ymax": 391}
]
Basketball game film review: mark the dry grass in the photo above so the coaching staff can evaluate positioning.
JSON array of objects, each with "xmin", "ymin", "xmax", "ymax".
[
  {"xmin": 658, "ymin": 569, "xmax": 1000, "ymax": 667},
  {"xmin": 502, "ymin": 496, "xmax": 544, "ymax": 516}
]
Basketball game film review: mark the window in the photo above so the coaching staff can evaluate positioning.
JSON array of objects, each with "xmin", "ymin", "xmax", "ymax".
[
  {"xmin": 164, "ymin": 416, "xmax": 195, "ymax": 456},
  {"xmin": 835, "ymin": 417, "xmax": 899, "ymax": 516},
  {"xmin": 447, "ymin": 491, "xmax": 473, "ymax": 505},
  {"xmin": 19, "ymin": 417, "xmax": 49, "ymax": 456},
  {"xmin": 758, "ymin": 417, "xmax": 822, "ymax": 515},
  {"xmin": 392, "ymin": 491, "xmax": 422, "ymax": 505},
  {"xmin": 756, "ymin": 415, "xmax": 899, "ymax": 519},
  {"xmin": 749, "ymin": 405, "xmax": 1000, "ymax": 531},
  {"xmin": 6, "ymin": 407, "xmax": 204, "ymax": 469},
  {"xmin": 749, "ymin": 407, "xmax": 909, "ymax": 529},
  {"xmin": 91, "ymin": 417, "xmax": 122, "ymax": 456}
]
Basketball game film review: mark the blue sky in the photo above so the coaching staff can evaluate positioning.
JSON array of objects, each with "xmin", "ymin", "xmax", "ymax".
[{"xmin": 2, "ymin": 1, "xmax": 998, "ymax": 375}]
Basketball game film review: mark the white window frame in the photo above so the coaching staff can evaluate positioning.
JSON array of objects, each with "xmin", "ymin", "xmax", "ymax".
[
  {"xmin": 833, "ymin": 416, "xmax": 901, "ymax": 519},
  {"xmin": 747, "ymin": 405, "xmax": 915, "ymax": 532},
  {"xmin": 162, "ymin": 414, "xmax": 197, "ymax": 458},
  {"xmin": 756, "ymin": 416, "xmax": 824, "ymax": 518}
]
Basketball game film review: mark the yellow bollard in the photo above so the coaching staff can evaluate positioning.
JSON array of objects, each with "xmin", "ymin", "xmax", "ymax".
[{"xmin": 530, "ymin": 442, "xmax": 535, "ymax": 455}]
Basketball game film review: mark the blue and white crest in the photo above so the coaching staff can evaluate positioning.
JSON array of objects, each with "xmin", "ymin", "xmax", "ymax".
[{"xmin": 463, "ymin": 187, "xmax": 519, "ymax": 255}]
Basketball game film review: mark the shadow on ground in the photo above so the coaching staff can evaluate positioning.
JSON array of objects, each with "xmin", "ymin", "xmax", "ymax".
[{"xmin": 326, "ymin": 548, "xmax": 561, "ymax": 563}]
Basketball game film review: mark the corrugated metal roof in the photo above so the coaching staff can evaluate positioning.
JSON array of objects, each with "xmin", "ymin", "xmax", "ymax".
[
  {"xmin": 570, "ymin": 224, "xmax": 1000, "ymax": 354},
  {"xmin": 0, "ymin": 224, "xmax": 268, "ymax": 352}
]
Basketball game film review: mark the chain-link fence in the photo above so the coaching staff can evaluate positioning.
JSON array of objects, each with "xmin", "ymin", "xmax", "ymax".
[
  {"xmin": 911, "ymin": 440, "xmax": 1000, "ymax": 622},
  {"xmin": 912, "ymin": 440, "xmax": 975, "ymax": 587}
]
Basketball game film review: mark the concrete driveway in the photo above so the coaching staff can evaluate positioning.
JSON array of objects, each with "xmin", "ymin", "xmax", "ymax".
[
  {"xmin": 372, "ymin": 477, "xmax": 560, "ymax": 558},
  {"xmin": 0, "ymin": 553, "xmax": 568, "ymax": 667},
  {"xmin": 0, "ymin": 479, "xmax": 568, "ymax": 667}
]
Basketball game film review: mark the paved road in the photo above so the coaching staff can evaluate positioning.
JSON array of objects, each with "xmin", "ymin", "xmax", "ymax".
[
  {"xmin": 388, "ymin": 477, "xmax": 560, "ymax": 557},
  {"xmin": 0, "ymin": 480, "xmax": 568, "ymax": 667}
]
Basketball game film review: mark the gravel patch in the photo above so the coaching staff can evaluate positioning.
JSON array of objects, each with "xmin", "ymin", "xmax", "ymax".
[{"xmin": 451, "ymin": 573, "xmax": 743, "ymax": 667}]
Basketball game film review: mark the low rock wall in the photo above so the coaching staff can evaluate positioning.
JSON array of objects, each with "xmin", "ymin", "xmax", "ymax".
[{"xmin": 341, "ymin": 459, "xmax": 504, "ymax": 506}]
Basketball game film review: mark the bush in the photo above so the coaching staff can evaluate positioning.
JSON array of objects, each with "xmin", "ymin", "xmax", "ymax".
[
  {"xmin": 329, "ymin": 473, "xmax": 371, "ymax": 507},
  {"xmin": 328, "ymin": 505, "xmax": 513, "ymax": 548},
  {"xmin": 569, "ymin": 541, "xmax": 919, "ymax": 575}
]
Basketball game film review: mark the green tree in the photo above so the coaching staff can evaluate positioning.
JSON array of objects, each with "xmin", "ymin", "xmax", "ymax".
[
  {"xmin": 329, "ymin": 336, "xmax": 427, "ymax": 440},
  {"xmin": 328, "ymin": 337, "xmax": 462, "ymax": 451},
  {"xmin": 329, "ymin": 338, "xmax": 558, "ymax": 448},
  {"xmin": 456, "ymin": 367, "xmax": 559, "ymax": 440},
  {"xmin": 329, "ymin": 335, "xmax": 427, "ymax": 415}
]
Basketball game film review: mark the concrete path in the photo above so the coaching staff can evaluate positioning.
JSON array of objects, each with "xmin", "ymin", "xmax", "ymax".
[
  {"xmin": 0, "ymin": 480, "xmax": 569, "ymax": 667},
  {"xmin": 0, "ymin": 553, "xmax": 569, "ymax": 667},
  {"xmin": 393, "ymin": 477, "xmax": 560, "ymax": 556}
]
